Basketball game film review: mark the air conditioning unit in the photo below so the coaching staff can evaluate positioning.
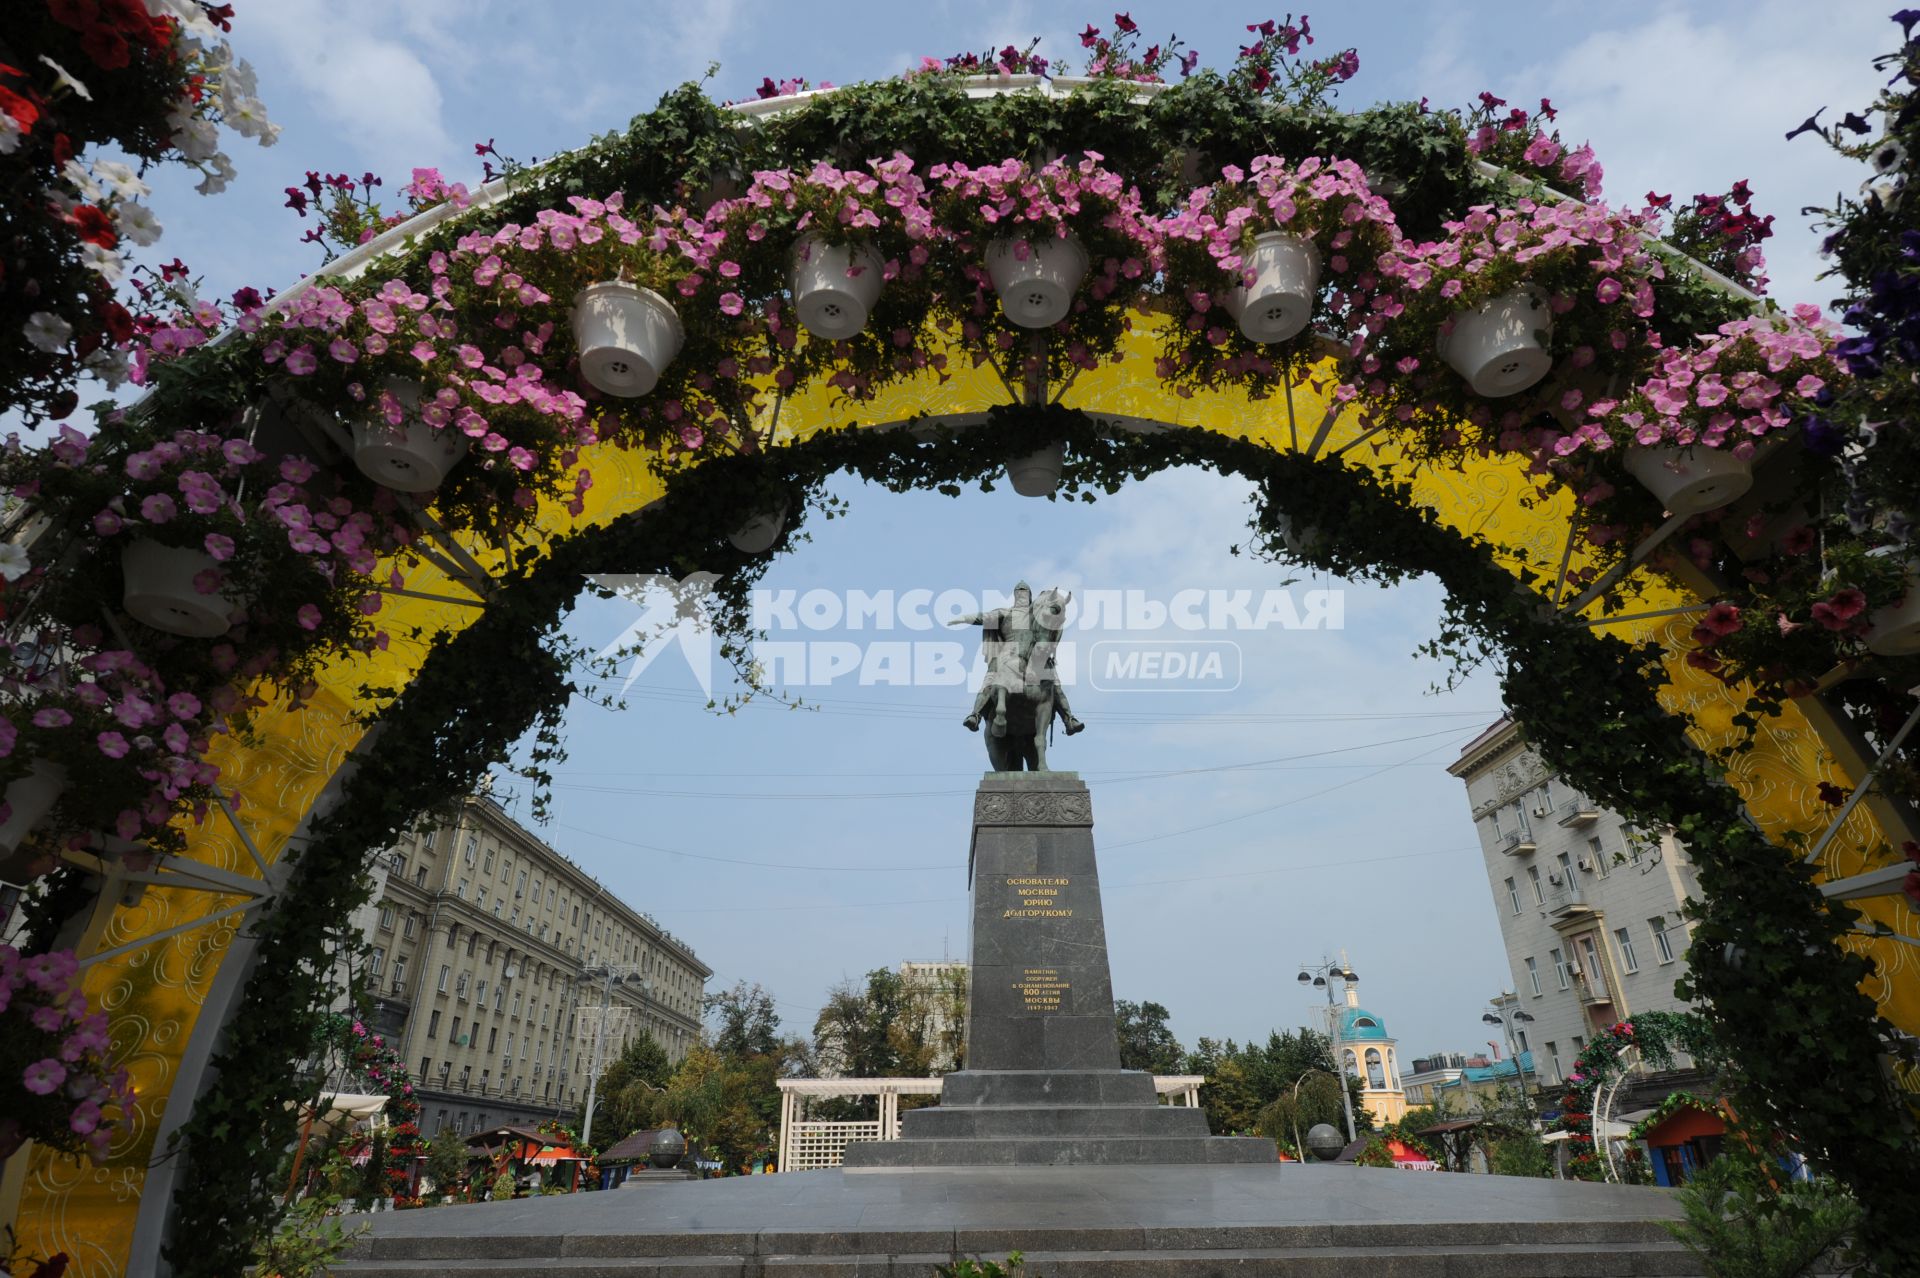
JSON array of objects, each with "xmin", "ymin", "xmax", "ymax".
[
  {"xmin": 1531, "ymin": 804, "xmax": 1550, "ymax": 817},
  {"xmin": 1577, "ymin": 857, "xmax": 1593, "ymax": 872},
  {"xmin": 1547, "ymin": 872, "xmax": 1563, "ymax": 886}
]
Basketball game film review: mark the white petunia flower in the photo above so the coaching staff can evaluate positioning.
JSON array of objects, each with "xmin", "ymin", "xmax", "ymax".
[
  {"xmin": 195, "ymin": 152, "xmax": 236, "ymax": 195},
  {"xmin": 62, "ymin": 158, "xmax": 103, "ymax": 203},
  {"xmin": 24, "ymin": 312, "xmax": 73, "ymax": 353},
  {"xmin": 0, "ymin": 543, "xmax": 30, "ymax": 583},
  {"xmin": 116, "ymin": 202, "xmax": 163, "ymax": 247},
  {"xmin": 79, "ymin": 242, "xmax": 125, "ymax": 284},
  {"xmin": 170, "ymin": 116, "xmax": 219, "ymax": 163},
  {"xmin": 222, "ymin": 54, "xmax": 258, "ymax": 102},
  {"xmin": 38, "ymin": 56, "xmax": 91, "ymax": 101},
  {"xmin": 226, "ymin": 96, "xmax": 277, "ymax": 144},
  {"xmin": 84, "ymin": 346, "xmax": 132, "ymax": 390},
  {"xmin": 93, "ymin": 160, "xmax": 149, "ymax": 201},
  {"xmin": 143, "ymin": 0, "xmax": 218, "ymax": 39},
  {"xmin": 0, "ymin": 114, "xmax": 22, "ymax": 155}
]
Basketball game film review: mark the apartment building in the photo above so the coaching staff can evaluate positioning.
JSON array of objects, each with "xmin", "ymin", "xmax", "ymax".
[
  {"xmin": 1448, "ymin": 718, "xmax": 1700, "ymax": 1092},
  {"xmin": 358, "ymin": 794, "xmax": 711, "ymax": 1136}
]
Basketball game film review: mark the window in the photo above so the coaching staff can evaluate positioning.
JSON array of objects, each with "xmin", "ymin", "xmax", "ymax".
[
  {"xmin": 494, "ymin": 986, "xmax": 505, "ymax": 1011},
  {"xmin": 465, "ymin": 930, "xmax": 478, "ymax": 958},
  {"xmin": 1588, "ymin": 835, "xmax": 1609, "ymax": 878},
  {"xmin": 1526, "ymin": 866, "xmax": 1544, "ymax": 904},
  {"xmin": 1652, "ymin": 918, "xmax": 1677, "ymax": 964},
  {"xmin": 1505, "ymin": 877, "xmax": 1521, "ymax": 914},
  {"xmin": 378, "ymin": 905, "xmax": 395, "ymax": 932},
  {"xmin": 403, "ymin": 914, "xmax": 418, "ymax": 940},
  {"xmin": 1525, "ymin": 957, "xmax": 1541, "ymax": 996},
  {"xmin": 420, "ymin": 1056, "xmax": 431, "ymax": 1078},
  {"xmin": 369, "ymin": 947, "xmax": 386, "ymax": 976},
  {"xmin": 1545, "ymin": 1041, "xmax": 1562, "ymax": 1082},
  {"xmin": 437, "ymin": 965, "xmax": 451, "ymax": 993},
  {"xmin": 547, "ymin": 886, "xmax": 556, "ymax": 907},
  {"xmin": 488, "ymin": 1027, "xmax": 499, "ymax": 1053},
  {"xmin": 483, "ymin": 845, "xmax": 495, "ymax": 873},
  {"xmin": 1515, "ymin": 1029, "xmax": 1530, "ymax": 1054},
  {"xmin": 572, "ymin": 905, "xmax": 580, "ymax": 925},
  {"xmin": 505, "ymin": 1032, "xmax": 516, "ymax": 1059},
  {"xmin": 456, "ymin": 973, "xmax": 470, "ymax": 999},
  {"xmin": 1550, "ymin": 947, "xmax": 1570, "ymax": 990},
  {"xmin": 1615, "ymin": 927, "xmax": 1639, "ymax": 973},
  {"xmin": 513, "ymin": 992, "xmax": 523, "ymax": 1016},
  {"xmin": 427, "ymin": 1010, "xmax": 441, "ymax": 1038},
  {"xmin": 481, "ymin": 1069, "xmax": 490, "ymax": 1093},
  {"xmin": 517, "ymin": 871, "xmax": 528, "ymax": 896},
  {"xmin": 451, "ymin": 1016, "xmax": 463, "ymax": 1044},
  {"xmin": 476, "ymin": 891, "xmax": 488, "ymax": 911},
  {"xmin": 392, "ymin": 956, "xmax": 409, "ymax": 986},
  {"xmin": 464, "ymin": 836, "xmax": 477, "ymax": 865},
  {"xmin": 476, "ymin": 980, "xmax": 488, "ymax": 1006},
  {"xmin": 456, "ymin": 878, "xmax": 470, "ymax": 901},
  {"xmin": 415, "ymin": 866, "xmax": 428, "ymax": 887},
  {"xmin": 389, "ymin": 853, "xmax": 407, "ymax": 879},
  {"xmin": 1573, "ymin": 1034, "xmax": 1585, "ymax": 1052}
]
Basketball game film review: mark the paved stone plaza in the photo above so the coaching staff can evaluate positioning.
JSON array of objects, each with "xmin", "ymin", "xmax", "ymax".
[{"xmin": 332, "ymin": 1164, "xmax": 1693, "ymax": 1275}]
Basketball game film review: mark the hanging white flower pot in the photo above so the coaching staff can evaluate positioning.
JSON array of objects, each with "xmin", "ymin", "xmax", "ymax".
[
  {"xmin": 986, "ymin": 234, "xmax": 1089, "ymax": 329},
  {"xmin": 728, "ymin": 503, "xmax": 790, "ymax": 554},
  {"xmin": 572, "ymin": 280, "xmax": 684, "ymax": 397},
  {"xmin": 121, "ymin": 538, "xmax": 241, "ymax": 638},
  {"xmin": 349, "ymin": 378, "xmax": 469, "ymax": 494},
  {"xmin": 0, "ymin": 760, "xmax": 67, "ymax": 857},
  {"xmin": 1864, "ymin": 550, "xmax": 1920, "ymax": 657},
  {"xmin": 1006, "ymin": 441, "xmax": 1067, "ymax": 497},
  {"xmin": 1623, "ymin": 445, "xmax": 1755, "ymax": 517},
  {"xmin": 1439, "ymin": 286, "xmax": 1553, "ymax": 397},
  {"xmin": 1220, "ymin": 232, "xmax": 1321, "ymax": 343},
  {"xmin": 1275, "ymin": 513, "xmax": 1329, "ymax": 559},
  {"xmin": 791, "ymin": 235, "xmax": 885, "ymax": 340}
]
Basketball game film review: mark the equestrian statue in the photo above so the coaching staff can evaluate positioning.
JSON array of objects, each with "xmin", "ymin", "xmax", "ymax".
[{"xmin": 948, "ymin": 581, "xmax": 1085, "ymax": 772}]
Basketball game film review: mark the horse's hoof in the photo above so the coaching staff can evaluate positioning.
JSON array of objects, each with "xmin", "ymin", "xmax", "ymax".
[{"xmin": 1064, "ymin": 716, "xmax": 1086, "ymax": 736}]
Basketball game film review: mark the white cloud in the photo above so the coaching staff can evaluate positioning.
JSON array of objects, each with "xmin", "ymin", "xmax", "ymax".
[{"xmin": 245, "ymin": 1, "xmax": 455, "ymax": 174}]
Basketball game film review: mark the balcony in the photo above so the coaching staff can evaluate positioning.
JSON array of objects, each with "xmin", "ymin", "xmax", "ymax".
[
  {"xmin": 1557, "ymin": 806, "xmax": 1600, "ymax": 829},
  {"xmin": 1574, "ymin": 971, "xmax": 1614, "ymax": 1006},
  {"xmin": 1499, "ymin": 829, "xmax": 1537, "ymax": 857},
  {"xmin": 1543, "ymin": 879, "xmax": 1592, "ymax": 917}
]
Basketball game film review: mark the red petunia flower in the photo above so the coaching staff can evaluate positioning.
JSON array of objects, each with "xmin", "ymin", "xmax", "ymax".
[{"xmin": 69, "ymin": 204, "xmax": 117, "ymax": 248}]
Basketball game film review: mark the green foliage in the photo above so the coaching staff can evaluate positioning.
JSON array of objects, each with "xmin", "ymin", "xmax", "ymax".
[
  {"xmin": 1487, "ymin": 1135, "xmax": 1554, "ymax": 1179},
  {"xmin": 705, "ymin": 980, "xmax": 785, "ymax": 1060},
  {"xmin": 489, "ymin": 1169, "xmax": 515, "ymax": 1201},
  {"xmin": 586, "ymin": 1032, "xmax": 675, "ymax": 1144},
  {"xmin": 423, "ymin": 1128, "xmax": 471, "ymax": 1198},
  {"xmin": 1188, "ymin": 1027, "xmax": 1368, "ymax": 1138},
  {"xmin": 1350, "ymin": 1135, "xmax": 1396, "ymax": 1168},
  {"xmin": 1665, "ymin": 1156, "xmax": 1861, "ymax": 1278},
  {"xmin": 1113, "ymin": 1000, "xmax": 1185, "ymax": 1075},
  {"xmin": 935, "ymin": 1253, "xmax": 1032, "ymax": 1278},
  {"xmin": 251, "ymin": 1192, "xmax": 367, "ymax": 1278}
]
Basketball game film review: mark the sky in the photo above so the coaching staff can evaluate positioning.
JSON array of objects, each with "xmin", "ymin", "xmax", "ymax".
[{"xmin": 111, "ymin": 2, "xmax": 1897, "ymax": 1060}]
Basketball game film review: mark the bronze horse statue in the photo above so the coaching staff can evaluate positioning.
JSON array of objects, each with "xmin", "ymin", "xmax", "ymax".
[{"xmin": 951, "ymin": 583, "xmax": 1083, "ymax": 772}]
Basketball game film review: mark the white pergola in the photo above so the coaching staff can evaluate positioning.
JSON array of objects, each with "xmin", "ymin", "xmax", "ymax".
[{"xmin": 775, "ymin": 1075, "xmax": 1205, "ymax": 1171}]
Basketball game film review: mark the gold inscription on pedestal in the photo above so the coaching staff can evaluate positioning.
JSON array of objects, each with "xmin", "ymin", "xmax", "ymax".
[
  {"xmin": 1002, "ymin": 875, "xmax": 1073, "ymax": 918},
  {"xmin": 1014, "ymin": 967, "xmax": 1070, "ymax": 1011}
]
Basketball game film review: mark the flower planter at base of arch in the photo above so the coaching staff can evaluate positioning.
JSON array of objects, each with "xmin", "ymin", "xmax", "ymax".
[
  {"xmin": 728, "ymin": 504, "xmax": 790, "ymax": 554},
  {"xmin": 350, "ymin": 379, "xmax": 469, "ymax": 494},
  {"xmin": 1865, "ymin": 553, "xmax": 1920, "ymax": 657},
  {"xmin": 0, "ymin": 759, "xmax": 67, "ymax": 860},
  {"xmin": 1623, "ymin": 445, "xmax": 1755, "ymax": 517},
  {"xmin": 572, "ymin": 281, "xmax": 685, "ymax": 398},
  {"xmin": 1274, "ymin": 513, "xmax": 1329, "ymax": 559},
  {"xmin": 1439, "ymin": 286, "xmax": 1553, "ymax": 397},
  {"xmin": 791, "ymin": 235, "xmax": 885, "ymax": 340},
  {"xmin": 986, "ymin": 234, "xmax": 1089, "ymax": 329},
  {"xmin": 1006, "ymin": 441, "xmax": 1066, "ymax": 497},
  {"xmin": 121, "ymin": 538, "xmax": 241, "ymax": 638},
  {"xmin": 1220, "ymin": 232, "xmax": 1321, "ymax": 344}
]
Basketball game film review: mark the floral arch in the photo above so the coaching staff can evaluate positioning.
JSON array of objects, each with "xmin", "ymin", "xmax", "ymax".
[{"xmin": 4, "ymin": 28, "xmax": 1919, "ymax": 1276}]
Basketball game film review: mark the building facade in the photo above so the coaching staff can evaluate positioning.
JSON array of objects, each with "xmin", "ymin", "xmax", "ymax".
[
  {"xmin": 359, "ymin": 794, "xmax": 711, "ymax": 1138},
  {"xmin": 1448, "ymin": 718, "xmax": 1701, "ymax": 1092},
  {"xmin": 1332, "ymin": 986, "xmax": 1407, "ymax": 1126}
]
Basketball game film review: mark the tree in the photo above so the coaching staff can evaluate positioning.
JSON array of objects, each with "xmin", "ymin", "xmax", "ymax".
[
  {"xmin": 1114, "ymin": 1000, "xmax": 1184, "ymax": 1074},
  {"xmin": 423, "ymin": 1128, "xmax": 470, "ymax": 1198},
  {"xmin": 583, "ymin": 1032, "xmax": 673, "ymax": 1143},
  {"xmin": 1255, "ymin": 1071, "xmax": 1349, "ymax": 1158},
  {"xmin": 1187, "ymin": 1029, "xmax": 1370, "ymax": 1139},
  {"xmin": 704, "ymin": 981, "xmax": 782, "ymax": 1060}
]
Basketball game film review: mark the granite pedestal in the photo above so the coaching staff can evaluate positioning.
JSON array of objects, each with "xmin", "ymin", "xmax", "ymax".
[{"xmin": 844, "ymin": 773, "xmax": 1272, "ymax": 1168}]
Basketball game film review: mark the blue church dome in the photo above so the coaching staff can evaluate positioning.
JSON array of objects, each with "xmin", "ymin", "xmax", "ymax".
[{"xmin": 1340, "ymin": 1007, "xmax": 1390, "ymax": 1042}]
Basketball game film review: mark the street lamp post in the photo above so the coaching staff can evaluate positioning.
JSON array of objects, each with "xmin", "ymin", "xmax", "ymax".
[
  {"xmin": 1296, "ymin": 960, "xmax": 1359, "ymax": 1144},
  {"xmin": 579, "ymin": 963, "xmax": 641, "ymax": 1147},
  {"xmin": 1481, "ymin": 997, "xmax": 1537, "ymax": 1126},
  {"xmin": 1286, "ymin": 1068, "xmax": 1346, "ymax": 1162}
]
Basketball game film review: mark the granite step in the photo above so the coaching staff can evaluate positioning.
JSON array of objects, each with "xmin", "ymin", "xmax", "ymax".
[
  {"xmin": 898, "ymin": 1103, "xmax": 1212, "ymax": 1139},
  {"xmin": 841, "ymin": 1134, "xmax": 1276, "ymax": 1168},
  {"xmin": 937, "ymin": 1070, "xmax": 1162, "ymax": 1108},
  {"xmin": 327, "ymin": 1239, "xmax": 1702, "ymax": 1277}
]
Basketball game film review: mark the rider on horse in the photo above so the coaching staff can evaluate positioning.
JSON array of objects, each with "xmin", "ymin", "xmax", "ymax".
[{"xmin": 951, "ymin": 581, "xmax": 1086, "ymax": 737}]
